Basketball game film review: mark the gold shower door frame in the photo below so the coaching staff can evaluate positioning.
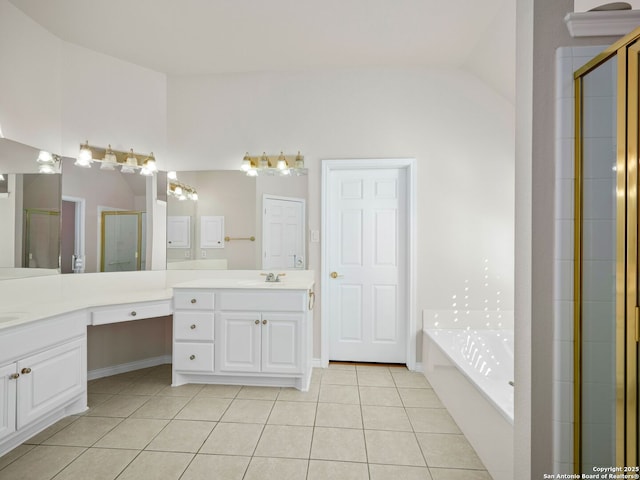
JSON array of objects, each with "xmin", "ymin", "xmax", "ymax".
[
  {"xmin": 100, "ymin": 210, "xmax": 143, "ymax": 272},
  {"xmin": 574, "ymin": 26, "xmax": 640, "ymax": 471}
]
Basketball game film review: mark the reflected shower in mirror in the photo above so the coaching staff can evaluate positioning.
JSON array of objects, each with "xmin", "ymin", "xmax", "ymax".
[
  {"xmin": 0, "ymin": 138, "xmax": 62, "ymax": 279},
  {"xmin": 167, "ymin": 170, "xmax": 308, "ymax": 270},
  {"xmin": 61, "ymin": 157, "xmax": 165, "ymax": 273}
]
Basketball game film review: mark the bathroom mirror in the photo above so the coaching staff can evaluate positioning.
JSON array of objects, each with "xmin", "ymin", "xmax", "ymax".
[
  {"xmin": 0, "ymin": 138, "xmax": 62, "ymax": 279},
  {"xmin": 61, "ymin": 158, "xmax": 166, "ymax": 273},
  {"xmin": 167, "ymin": 170, "xmax": 308, "ymax": 270}
]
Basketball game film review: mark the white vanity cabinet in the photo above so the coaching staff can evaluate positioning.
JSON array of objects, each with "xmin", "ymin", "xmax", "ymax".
[
  {"xmin": 0, "ymin": 311, "xmax": 87, "ymax": 455},
  {"xmin": 172, "ymin": 286, "xmax": 313, "ymax": 391}
]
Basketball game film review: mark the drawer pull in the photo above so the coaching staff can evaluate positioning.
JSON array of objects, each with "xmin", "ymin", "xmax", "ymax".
[
  {"xmin": 262, "ymin": 319, "xmax": 267, "ymax": 325},
  {"xmin": 255, "ymin": 319, "xmax": 260, "ymax": 325},
  {"xmin": 190, "ymin": 298, "xmax": 197, "ymax": 304},
  {"xmin": 21, "ymin": 368, "xmax": 31, "ymax": 374},
  {"xmin": 130, "ymin": 311, "xmax": 137, "ymax": 317},
  {"xmin": 9, "ymin": 373, "xmax": 19, "ymax": 380},
  {"xmin": 189, "ymin": 355, "xmax": 196, "ymax": 360},
  {"xmin": 190, "ymin": 324, "xmax": 196, "ymax": 329}
]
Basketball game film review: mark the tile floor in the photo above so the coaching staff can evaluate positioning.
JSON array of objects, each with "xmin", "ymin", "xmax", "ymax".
[{"xmin": 0, "ymin": 364, "xmax": 492, "ymax": 480}]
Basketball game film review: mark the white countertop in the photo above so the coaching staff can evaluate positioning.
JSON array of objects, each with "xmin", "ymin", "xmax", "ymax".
[{"xmin": 0, "ymin": 269, "xmax": 315, "ymax": 330}]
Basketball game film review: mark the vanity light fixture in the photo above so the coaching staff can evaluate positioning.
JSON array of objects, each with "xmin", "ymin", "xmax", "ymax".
[
  {"xmin": 36, "ymin": 150, "xmax": 61, "ymax": 174},
  {"xmin": 100, "ymin": 145, "xmax": 118, "ymax": 170},
  {"xmin": 240, "ymin": 151, "xmax": 307, "ymax": 177},
  {"xmin": 75, "ymin": 141, "xmax": 93, "ymax": 168},
  {"xmin": 121, "ymin": 149, "xmax": 139, "ymax": 174},
  {"xmin": 167, "ymin": 171, "xmax": 178, "ymax": 180}
]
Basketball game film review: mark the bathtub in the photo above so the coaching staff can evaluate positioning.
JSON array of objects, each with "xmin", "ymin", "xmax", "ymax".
[{"xmin": 423, "ymin": 328, "xmax": 514, "ymax": 480}]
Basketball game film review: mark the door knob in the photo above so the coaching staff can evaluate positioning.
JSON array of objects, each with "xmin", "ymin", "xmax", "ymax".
[{"xmin": 330, "ymin": 271, "xmax": 343, "ymax": 279}]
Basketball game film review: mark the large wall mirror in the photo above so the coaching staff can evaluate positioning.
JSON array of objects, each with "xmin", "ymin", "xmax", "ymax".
[
  {"xmin": 0, "ymin": 137, "xmax": 167, "ymax": 280},
  {"xmin": 0, "ymin": 138, "xmax": 61, "ymax": 279},
  {"xmin": 167, "ymin": 171, "xmax": 308, "ymax": 270}
]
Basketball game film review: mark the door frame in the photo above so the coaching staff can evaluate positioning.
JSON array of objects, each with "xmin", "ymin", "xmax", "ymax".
[
  {"xmin": 61, "ymin": 196, "xmax": 86, "ymax": 273},
  {"xmin": 262, "ymin": 193, "xmax": 306, "ymax": 270},
  {"xmin": 321, "ymin": 158, "xmax": 417, "ymax": 369}
]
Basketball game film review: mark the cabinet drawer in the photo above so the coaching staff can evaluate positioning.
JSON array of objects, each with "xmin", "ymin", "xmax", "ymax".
[
  {"xmin": 217, "ymin": 291, "xmax": 305, "ymax": 312},
  {"xmin": 174, "ymin": 312, "xmax": 214, "ymax": 341},
  {"xmin": 173, "ymin": 291, "xmax": 214, "ymax": 310},
  {"xmin": 173, "ymin": 342, "xmax": 214, "ymax": 372},
  {"xmin": 91, "ymin": 300, "xmax": 171, "ymax": 326}
]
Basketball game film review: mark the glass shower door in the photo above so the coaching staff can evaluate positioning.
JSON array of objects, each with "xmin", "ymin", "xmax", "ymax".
[
  {"xmin": 23, "ymin": 208, "xmax": 60, "ymax": 269},
  {"xmin": 101, "ymin": 211, "xmax": 143, "ymax": 272}
]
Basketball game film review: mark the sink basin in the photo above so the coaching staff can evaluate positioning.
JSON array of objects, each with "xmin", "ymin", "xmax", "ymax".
[{"xmin": 0, "ymin": 312, "xmax": 26, "ymax": 323}]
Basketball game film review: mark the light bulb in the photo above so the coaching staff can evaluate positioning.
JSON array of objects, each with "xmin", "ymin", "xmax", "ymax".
[{"xmin": 168, "ymin": 171, "xmax": 177, "ymax": 180}]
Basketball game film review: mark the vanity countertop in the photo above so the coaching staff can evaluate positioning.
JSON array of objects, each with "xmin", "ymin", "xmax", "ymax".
[{"xmin": 0, "ymin": 269, "xmax": 316, "ymax": 331}]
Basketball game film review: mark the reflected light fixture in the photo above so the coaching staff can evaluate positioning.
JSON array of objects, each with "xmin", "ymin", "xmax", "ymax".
[
  {"xmin": 36, "ymin": 150, "xmax": 60, "ymax": 174},
  {"xmin": 167, "ymin": 171, "xmax": 177, "ymax": 180},
  {"xmin": 75, "ymin": 141, "xmax": 93, "ymax": 168},
  {"xmin": 168, "ymin": 178, "xmax": 198, "ymax": 201},
  {"xmin": 240, "ymin": 151, "xmax": 306, "ymax": 177}
]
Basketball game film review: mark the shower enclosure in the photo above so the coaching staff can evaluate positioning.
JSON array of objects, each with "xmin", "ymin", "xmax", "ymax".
[
  {"xmin": 100, "ymin": 210, "xmax": 146, "ymax": 272},
  {"xmin": 574, "ymin": 26, "xmax": 640, "ymax": 471}
]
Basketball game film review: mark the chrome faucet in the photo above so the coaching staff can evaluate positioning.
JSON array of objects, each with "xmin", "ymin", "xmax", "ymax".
[{"xmin": 264, "ymin": 272, "xmax": 286, "ymax": 282}]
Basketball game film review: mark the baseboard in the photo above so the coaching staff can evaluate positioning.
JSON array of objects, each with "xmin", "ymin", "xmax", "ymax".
[
  {"xmin": 312, "ymin": 358, "xmax": 323, "ymax": 368},
  {"xmin": 413, "ymin": 362, "xmax": 424, "ymax": 373},
  {"xmin": 88, "ymin": 354, "xmax": 172, "ymax": 380}
]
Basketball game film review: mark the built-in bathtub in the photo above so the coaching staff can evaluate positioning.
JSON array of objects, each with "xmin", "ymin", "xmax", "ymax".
[{"xmin": 423, "ymin": 327, "xmax": 514, "ymax": 480}]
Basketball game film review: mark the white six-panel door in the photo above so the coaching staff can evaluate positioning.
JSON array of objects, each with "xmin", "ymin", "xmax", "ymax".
[
  {"xmin": 327, "ymin": 168, "xmax": 407, "ymax": 363},
  {"xmin": 262, "ymin": 195, "xmax": 305, "ymax": 269}
]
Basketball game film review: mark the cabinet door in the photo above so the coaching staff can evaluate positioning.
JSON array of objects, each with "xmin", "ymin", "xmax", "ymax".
[
  {"xmin": 0, "ymin": 363, "xmax": 17, "ymax": 442},
  {"xmin": 167, "ymin": 216, "xmax": 191, "ymax": 248},
  {"xmin": 261, "ymin": 313, "xmax": 303, "ymax": 374},
  {"xmin": 218, "ymin": 312, "xmax": 261, "ymax": 373},
  {"xmin": 17, "ymin": 339, "xmax": 85, "ymax": 429}
]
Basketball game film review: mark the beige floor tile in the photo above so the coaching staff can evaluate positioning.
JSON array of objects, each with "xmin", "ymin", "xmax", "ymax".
[
  {"xmin": 196, "ymin": 384, "xmax": 241, "ymax": 398},
  {"xmin": 88, "ymin": 377, "xmax": 133, "ymax": 394},
  {"xmin": 322, "ymin": 370, "xmax": 358, "ymax": 385},
  {"xmin": 429, "ymin": 467, "xmax": 492, "ymax": 480},
  {"xmin": 118, "ymin": 378, "xmax": 167, "ymax": 396},
  {"xmin": 156, "ymin": 384, "xmax": 204, "ymax": 397},
  {"xmin": 392, "ymin": 371, "xmax": 431, "ymax": 388},
  {"xmin": 310, "ymin": 369, "xmax": 324, "ymax": 383},
  {"xmin": 85, "ymin": 395, "xmax": 152, "ymax": 417},
  {"xmin": 327, "ymin": 363, "xmax": 355, "ymax": 371},
  {"xmin": 131, "ymin": 396, "xmax": 190, "ymax": 419},
  {"xmin": 357, "ymin": 372, "xmax": 396, "ymax": 387},
  {"xmin": 365, "ymin": 430, "xmax": 426, "ymax": 466},
  {"xmin": 199, "ymin": 422, "xmax": 263, "ymax": 456},
  {"xmin": 406, "ymin": 408, "xmax": 461, "ymax": 434},
  {"xmin": 318, "ymin": 384, "xmax": 360, "ymax": 404},
  {"xmin": 180, "ymin": 454, "xmax": 249, "ymax": 480},
  {"xmin": 268, "ymin": 401, "xmax": 317, "ymax": 426},
  {"xmin": 220, "ymin": 399, "xmax": 274, "ymax": 423},
  {"xmin": 277, "ymin": 384, "xmax": 320, "ymax": 402},
  {"xmin": 0, "ymin": 444, "xmax": 34, "ymax": 471},
  {"xmin": 308, "ymin": 460, "xmax": 369, "ymax": 480},
  {"xmin": 398, "ymin": 388, "xmax": 443, "ymax": 408},
  {"xmin": 43, "ymin": 416, "xmax": 122, "ymax": 447},
  {"xmin": 146, "ymin": 420, "xmax": 215, "ymax": 453},
  {"xmin": 355, "ymin": 365, "xmax": 392, "ymax": 373},
  {"xmin": 359, "ymin": 386, "xmax": 403, "ymax": 406},
  {"xmin": 236, "ymin": 385, "xmax": 281, "ymax": 400},
  {"xmin": 174, "ymin": 397, "xmax": 232, "ymax": 421},
  {"xmin": 362, "ymin": 405, "xmax": 412, "ymax": 431},
  {"xmin": 0, "ymin": 445, "xmax": 85, "ymax": 480},
  {"xmin": 315, "ymin": 402, "xmax": 362, "ymax": 429},
  {"xmin": 416, "ymin": 433, "xmax": 485, "ymax": 469},
  {"xmin": 53, "ymin": 447, "xmax": 138, "ymax": 480},
  {"xmin": 87, "ymin": 393, "xmax": 114, "ymax": 409},
  {"xmin": 310, "ymin": 427, "xmax": 367, "ymax": 463},
  {"xmin": 24, "ymin": 416, "xmax": 80, "ymax": 444},
  {"xmin": 94, "ymin": 418, "xmax": 168, "ymax": 449},
  {"xmin": 116, "ymin": 451, "xmax": 193, "ymax": 480},
  {"xmin": 369, "ymin": 464, "xmax": 433, "ymax": 480},
  {"xmin": 244, "ymin": 457, "xmax": 308, "ymax": 480},
  {"xmin": 254, "ymin": 425, "xmax": 313, "ymax": 459}
]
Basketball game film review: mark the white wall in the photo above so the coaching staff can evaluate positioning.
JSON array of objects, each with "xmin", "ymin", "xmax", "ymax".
[{"xmin": 168, "ymin": 67, "xmax": 516, "ymax": 359}]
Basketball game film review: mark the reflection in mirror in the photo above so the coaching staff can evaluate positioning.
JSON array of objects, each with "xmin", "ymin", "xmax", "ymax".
[
  {"xmin": 60, "ymin": 157, "xmax": 165, "ymax": 273},
  {"xmin": 0, "ymin": 138, "xmax": 61, "ymax": 279},
  {"xmin": 167, "ymin": 171, "xmax": 308, "ymax": 270}
]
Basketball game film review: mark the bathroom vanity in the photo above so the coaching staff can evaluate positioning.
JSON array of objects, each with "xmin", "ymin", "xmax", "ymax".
[
  {"xmin": 172, "ymin": 280, "xmax": 314, "ymax": 391},
  {"xmin": 0, "ymin": 270, "xmax": 315, "ymax": 457}
]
